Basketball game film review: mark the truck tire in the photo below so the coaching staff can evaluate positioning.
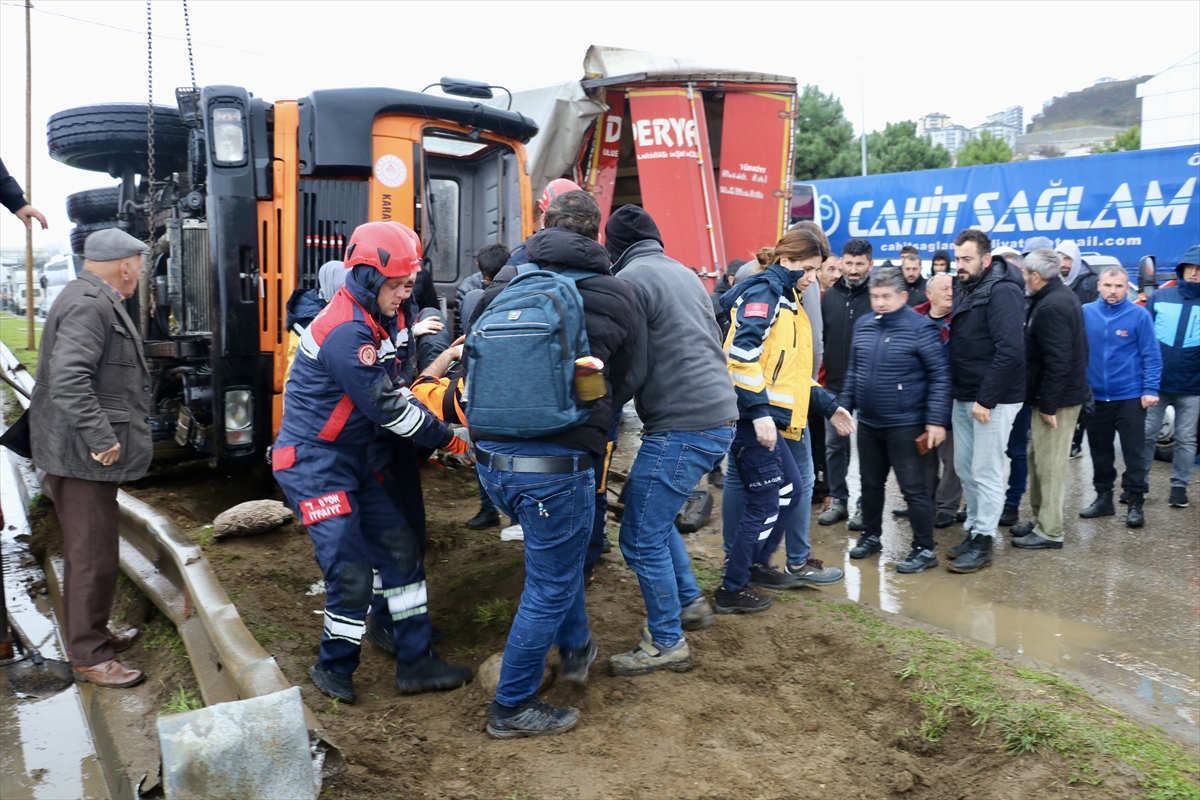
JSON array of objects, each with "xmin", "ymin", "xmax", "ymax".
[
  {"xmin": 66, "ymin": 186, "xmax": 121, "ymax": 224},
  {"xmin": 70, "ymin": 220, "xmax": 121, "ymax": 255},
  {"xmin": 47, "ymin": 103, "xmax": 188, "ymax": 176}
]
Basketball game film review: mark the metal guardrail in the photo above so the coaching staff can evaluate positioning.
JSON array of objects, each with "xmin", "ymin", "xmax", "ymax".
[{"xmin": 0, "ymin": 341, "xmax": 344, "ymax": 792}]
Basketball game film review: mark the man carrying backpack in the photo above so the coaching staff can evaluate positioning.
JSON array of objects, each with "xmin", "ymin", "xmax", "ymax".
[{"xmin": 467, "ymin": 190, "xmax": 637, "ymax": 738}]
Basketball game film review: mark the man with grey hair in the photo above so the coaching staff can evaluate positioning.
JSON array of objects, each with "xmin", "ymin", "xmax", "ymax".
[
  {"xmin": 1009, "ymin": 250, "xmax": 1089, "ymax": 550},
  {"xmin": 29, "ymin": 228, "xmax": 154, "ymax": 687},
  {"xmin": 1079, "ymin": 265, "xmax": 1160, "ymax": 527}
]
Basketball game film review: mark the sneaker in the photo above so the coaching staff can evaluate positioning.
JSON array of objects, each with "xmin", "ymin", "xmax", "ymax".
[
  {"xmin": 601, "ymin": 536, "xmax": 613, "ymax": 554},
  {"xmin": 947, "ymin": 534, "xmax": 973, "ymax": 558},
  {"xmin": 609, "ymin": 636, "xmax": 692, "ymax": 676},
  {"xmin": 895, "ymin": 548, "xmax": 939, "ymax": 574},
  {"xmin": 934, "ymin": 511, "xmax": 956, "ymax": 529},
  {"xmin": 487, "ymin": 697, "xmax": 580, "ymax": 739},
  {"xmin": 559, "ymin": 639, "xmax": 598, "ymax": 685},
  {"xmin": 818, "ymin": 498, "xmax": 848, "ymax": 526},
  {"xmin": 465, "ymin": 508, "xmax": 501, "ymax": 530},
  {"xmin": 394, "ymin": 654, "xmax": 472, "ymax": 694},
  {"xmin": 849, "ymin": 534, "xmax": 882, "ymax": 559},
  {"xmin": 1008, "ymin": 521, "xmax": 1035, "ymax": 538},
  {"xmin": 748, "ymin": 562, "xmax": 800, "ymax": 589},
  {"xmin": 998, "ymin": 504, "xmax": 1019, "ymax": 527},
  {"xmin": 713, "ymin": 586, "xmax": 772, "ymax": 614},
  {"xmin": 847, "ymin": 503, "xmax": 865, "ymax": 531},
  {"xmin": 680, "ymin": 596, "xmax": 715, "ymax": 631},
  {"xmin": 1069, "ymin": 443, "xmax": 1083, "ymax": 459},
  {"xmin": 310, "ymin": 663, "xmax": 356, "ymax": 704},
  {"xmin": 1169, "ymin": 487, "xmax": 1190, "ymax": 508},
  {"xmin": 947, "ymin": 535, "xmax": 993, "ymax": 573},
  {"xmin": 783, "ymin": 557, "xmax": 845, "ymax": 586}
]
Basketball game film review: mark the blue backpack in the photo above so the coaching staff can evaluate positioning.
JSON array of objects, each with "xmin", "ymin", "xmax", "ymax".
[{"xmin": 466, "ymin": 263, "xmax": 593, "ymax": 437}]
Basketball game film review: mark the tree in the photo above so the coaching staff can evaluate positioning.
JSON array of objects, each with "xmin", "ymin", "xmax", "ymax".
[
  {"xmin": 792, "ymin": 85, "xmax": 860, "ymax": 180},
  {"xmin": 1092, "ymin": 125, "xmax": 1141, "ymax": 154},
  {"xmin": 864, "ymin": 120, "xmax": 952, "ymax": 174},
  {"xmin": 956, "ymin": 130, "xmax": 1014, "ymax": 166}
]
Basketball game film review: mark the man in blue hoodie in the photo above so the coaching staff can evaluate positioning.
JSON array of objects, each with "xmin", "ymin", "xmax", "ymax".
[
  {"xmin": 1142, "ymin": 245, "xmax": 1200, "ymax": 509},
  {"xmin": 1080, "ymin": 266, "xmax": 1162, "ymax": 527}
]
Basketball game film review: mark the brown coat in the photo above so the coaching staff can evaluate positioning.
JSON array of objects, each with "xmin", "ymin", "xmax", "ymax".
[{"xmin": 30, "ymin": 271, "xmax": 152, "ymax": 482}]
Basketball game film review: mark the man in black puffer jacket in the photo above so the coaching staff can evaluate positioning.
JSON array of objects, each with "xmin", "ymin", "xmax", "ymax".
[
  {"xmin": 946, "ymin": 229, "xmax": 1027, "ymax": 574},
  {"xmin": 838, "ymin": 267, "xmax": 951, "ymax": 574},
  {"xmin": 468, "ymin": 191, "xmax": 637, "ymax": 739},
  {"xmin": 1009, "ymin": 249, "xmax": 1089, "ymax": 550}
]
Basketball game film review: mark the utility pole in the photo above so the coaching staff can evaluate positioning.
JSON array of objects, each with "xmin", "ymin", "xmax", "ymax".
[
  {"xmin": 859, "ymin": 56, "xmax": 868, "ymax": 177},
  {"xmin": 24, "ymin": 0, "xmax": 35, "ymax": 351}
]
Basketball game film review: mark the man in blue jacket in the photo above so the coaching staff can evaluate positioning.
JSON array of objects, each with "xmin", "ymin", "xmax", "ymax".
[
  {"xmin": 838, "ymin": 267, "xmax": 951, "ymax": 574},
  {"xmin": 1079, "ymin": 266, "xmax": 1162, "ymax": 527},
  {"xmin": 1142, "ymin": 245, "xmax": 1200, "ymax": 509}
]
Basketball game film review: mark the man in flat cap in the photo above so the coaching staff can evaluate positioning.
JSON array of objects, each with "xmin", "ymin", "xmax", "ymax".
[{"xmin": 30, "ymin": 228, "xmax": 153, "ymax": 687}]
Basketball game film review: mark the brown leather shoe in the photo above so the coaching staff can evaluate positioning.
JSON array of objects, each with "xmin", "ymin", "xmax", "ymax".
[
  {"xmin": 72, "ymin": 659, "xmax": 145, "ymax": 688},
  {"xmin": 109, "ymin": 628, "xmax": 141, "ymax": 654}
]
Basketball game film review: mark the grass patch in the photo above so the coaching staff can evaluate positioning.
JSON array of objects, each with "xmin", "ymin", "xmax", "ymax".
[
  {"xmin": 190, "ymin": 525, "xmax": 215, "ymax": 548},
  {"xmin": 472, "ymin": 598, "xmax": 512, "ymax": 628},
  {"xmin": 814, "ymin": 599, "xmax": 1200, "ymax": 797},
  {"xmin": 246, "ymin": 614, "xmax": 314, "ymax": 648},
  {"xmin": 144, "ymin": 618, "xmax": 188, "ymax": 660},
  {"xmin": 160, "ymin": 685, "xmax": 203, "ymax": 715},
  {"xmin": 690, "ymin": 555, "xmax": 722, "ymax": 592},
  {"xmin": 0, "ymin": 311, "xmax": 42, "ymax": 374}
]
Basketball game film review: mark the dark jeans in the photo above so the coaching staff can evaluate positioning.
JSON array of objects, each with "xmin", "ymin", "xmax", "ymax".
[
  {"xmin": 1005, "ymin": 403, "xmax": 1034, "ymax": 508},
  {"xmin": 415, "ymin": 307, "xmax": 452, "ymax": 373},
  {"xmin": 724, "ymin": 419, "xmax": 800, "ymax": 592},
  {"xmin": 584, "ymin": 412, "xmax": 622, "ymax": 575},
  {"xmin": 476, "ymin": 441, "xmax": 594, "ymax": 707},
  {"xmin": 809, "ymin": 404, "xmax": 828, "ymax": 496},
  {"xmin": 1088, "ymin": 398, "xmax": 1149, "ymax": 495},
  {"xmin": 824, "ymin": 410, "xmax": 852, "ymax": 502},
  {"xmin": 857, "ymin": 422, "xmax": 935, "ymax": 551}
]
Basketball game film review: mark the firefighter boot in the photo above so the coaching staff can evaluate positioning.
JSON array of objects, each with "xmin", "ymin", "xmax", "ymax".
[{"xmin": 394, "ymin": 652, "xmax": 472, "ymax": 695}]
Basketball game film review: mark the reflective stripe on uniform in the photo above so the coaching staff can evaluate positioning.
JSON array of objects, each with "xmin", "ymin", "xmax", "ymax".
[
  {"xmin": 767, "ymin": 390, "xmax": 795, "ymax": 404},
  {"xmin": 324, "ymin": 611, "xmax": 365, "ymax": 644},
  {"xmin": 383, "ymin": 401, "xmax": 425, "ymax": 437},
  {"xmin": 731, "ymin": 371, "xmax": 765, "ymax": 388},
  {"xmin": 757, "ymin": 527, "xmax": 773, "ymax": 541},
  {"xmin": 385, "ymin": 581, "xmax": 428, "ymax": 621},
  {"xmin": 299, "ymin": 325, "xmax": 321, "ymax": 359},
  {"xmin": 728, "ymin": 344, "xmax": 763, "ymax": 361}
]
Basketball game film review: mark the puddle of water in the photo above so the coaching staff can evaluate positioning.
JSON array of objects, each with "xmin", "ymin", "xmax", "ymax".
[
  {"xmin": 612, "ymin": 405, "xmax": 1200, "ymax": 737},
  {"xmin": 2, "ymin": 447, "xmax": 109, "ymax": 800}
]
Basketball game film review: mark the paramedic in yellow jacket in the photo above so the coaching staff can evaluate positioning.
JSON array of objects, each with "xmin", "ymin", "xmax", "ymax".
[{"xmin": 715, "ymin": 227, "xmax": 854, "ymax": 614}]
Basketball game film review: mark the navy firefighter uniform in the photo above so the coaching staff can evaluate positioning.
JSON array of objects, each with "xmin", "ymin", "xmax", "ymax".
[{"xmin": 272, "ymin": 221, "xmax": 472, "ymax": 703}]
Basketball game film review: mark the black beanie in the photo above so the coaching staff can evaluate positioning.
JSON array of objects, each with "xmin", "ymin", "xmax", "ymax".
[{"xmin": 605, "ymin": 205, "xmax": 663, "ymax": 264}]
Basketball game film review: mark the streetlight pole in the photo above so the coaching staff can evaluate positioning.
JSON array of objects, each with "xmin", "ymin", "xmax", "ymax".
[{"xmin": 24, "ymin": 0, "xmax": 35, "ymax": 350}]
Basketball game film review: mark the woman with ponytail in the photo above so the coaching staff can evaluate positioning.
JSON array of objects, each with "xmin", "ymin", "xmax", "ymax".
[{"xmin": 716, "ymin": 228, "xmax": 855, "ymax": 613}]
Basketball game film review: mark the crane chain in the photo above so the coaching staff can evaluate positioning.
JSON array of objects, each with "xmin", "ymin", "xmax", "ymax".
[
  {"xmin": 144, "ymin": 0, "xmax": 155, "ymax": 243},
  {"xmin": 183, "ymin": 0, "xmax": 197, "ymax": 89}
]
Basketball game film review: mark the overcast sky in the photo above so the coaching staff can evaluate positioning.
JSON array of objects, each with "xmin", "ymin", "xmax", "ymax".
[{"xmin": 2, "ymin": 0, "xmax": 1197, "ymax": 254}]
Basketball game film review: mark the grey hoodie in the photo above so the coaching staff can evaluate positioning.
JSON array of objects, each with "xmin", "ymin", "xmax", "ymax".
[{"xmin": 613, "ymin": 240, "xmax": 739, "ymax": 433}]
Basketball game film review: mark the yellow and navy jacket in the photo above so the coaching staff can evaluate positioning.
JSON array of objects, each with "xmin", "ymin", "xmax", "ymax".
[{"xmin": 720, "ymin": 264, "xmax": 835, "ymax": 440}]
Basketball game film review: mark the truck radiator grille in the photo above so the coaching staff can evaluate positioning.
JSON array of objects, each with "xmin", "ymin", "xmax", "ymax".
[
  {"xmin": 181, "ymin": 222, "xmax": 211, "ymax": 334},
  {"xmin": 298, "ymin": 179, "xmax": 369, "ymax": 290}
]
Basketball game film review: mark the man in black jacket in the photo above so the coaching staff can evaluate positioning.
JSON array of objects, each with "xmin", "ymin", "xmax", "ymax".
[
  {"xmin": 838, "ymin": 268, "xmax": 950, "ymax": 574},
  {"xmin": 469, "ymin": 191, "xmax": 637, "ymax": 738},
  {"xmin": 900, "ymin": 245, "xmax": 928, "ymax": 307},
  {"xmin": 946, "ymin": 230, "xmax": 1026, "ymax": 573},
  {"xmin": 1009, "ymin": 250, "xmax": 1089, "ymax": 549},
  {"xmin": 818, "ymin": 237, "xmax": 874, "ymax": 527}
]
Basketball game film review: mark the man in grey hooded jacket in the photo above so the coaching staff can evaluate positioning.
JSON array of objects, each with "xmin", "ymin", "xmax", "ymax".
[{"xmin": 607, "ymin": 205, "xmax": 738, "ymax": 677}]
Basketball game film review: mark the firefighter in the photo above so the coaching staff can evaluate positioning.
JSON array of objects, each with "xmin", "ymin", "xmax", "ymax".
[{"xmin": 272, "ymin": 221, "xmax": 472, "ymax": 703}]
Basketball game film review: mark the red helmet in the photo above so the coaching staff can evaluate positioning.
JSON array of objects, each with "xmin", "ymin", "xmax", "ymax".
[
  {"xmin": 539, "ymin": 178, "xmax": 583, "ymax": 213},
  {"xmin": 344, "ymin": 221, "xmax": 422, "ymax": 277}
]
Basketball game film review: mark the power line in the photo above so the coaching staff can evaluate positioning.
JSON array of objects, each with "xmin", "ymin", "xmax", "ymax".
[{"xmin": 0, "ymin": 2, "xmax": 375, "ymax": 73}]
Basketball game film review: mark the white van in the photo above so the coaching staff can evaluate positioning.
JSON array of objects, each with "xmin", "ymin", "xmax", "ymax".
[{"xmin": 40, "ymin": 254, "xmax": 78, "ymax": 315}]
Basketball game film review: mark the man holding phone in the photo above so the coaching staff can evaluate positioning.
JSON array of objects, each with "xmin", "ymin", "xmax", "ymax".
[{"xmin": 837, "ymin": 267, "xmax": 951, "ymax": 574}]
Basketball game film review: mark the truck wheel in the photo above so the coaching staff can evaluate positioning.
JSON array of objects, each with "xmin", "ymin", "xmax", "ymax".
[
  {"xmin": 70, "ymin": 220, "xmax": 121, "ymax": 254},
  {"xmin": 47, "ymin": 103, "xmax": 188, "ymax": 176},
  {"xmin": 66, "ymin": 186, "xmax": 122, "ymax": 224}
]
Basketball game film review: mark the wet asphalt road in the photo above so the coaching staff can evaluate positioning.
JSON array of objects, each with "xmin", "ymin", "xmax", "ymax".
[{"xmin": 612, "ymin": 411, "xmax": 1200, "ymax": 744}]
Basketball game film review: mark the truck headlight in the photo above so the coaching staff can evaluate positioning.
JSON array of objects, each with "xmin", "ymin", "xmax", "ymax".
[
  {"xmin": 211, "ymin": 107, "xmax": 245, "ymax": 165},
  {"xmin": 224, "ymin": 389, "xmax": 253, "ymax": 445}
]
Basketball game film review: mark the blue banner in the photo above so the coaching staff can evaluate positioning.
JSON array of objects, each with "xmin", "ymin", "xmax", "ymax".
[{"xmin": 805, "ymin": 145, "xmax": 1200, "ymax": 269}]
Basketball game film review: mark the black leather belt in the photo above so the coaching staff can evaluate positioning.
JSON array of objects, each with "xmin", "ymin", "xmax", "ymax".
[{"xmin": 474, "ymin": 447, "xmax": 592, "ymax": 474}]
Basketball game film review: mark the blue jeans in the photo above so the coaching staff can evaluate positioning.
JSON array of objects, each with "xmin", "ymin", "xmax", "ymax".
[
  {"xmin": 723, "ymin": 420, "xmax": 801, "ymax": 592},
  {"xmin": 723, "ymin": 430, "xmax": 815, "ymax": 566},
  {"xmin": 476, "ymin": 441, "xmax": 595, "ymax": 707},
  {"xmin": 619, "ymin": 425, "xmax": 733, "ymax": 647},
  {"xmin": 1144, "ymin": 393, "xmax": 1199, "ymax": 489},
  {"xmin": 1005, "ymin": 403, "xmax": 1033, "ymax": 508}
]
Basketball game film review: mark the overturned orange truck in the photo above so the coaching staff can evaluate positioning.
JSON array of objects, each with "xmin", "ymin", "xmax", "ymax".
[{"xmin": 509, "ymin": 46, "xmax": 802, "ymax": 289}]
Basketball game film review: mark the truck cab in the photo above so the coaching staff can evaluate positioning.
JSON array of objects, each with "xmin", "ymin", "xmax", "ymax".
[{"xmin": 49, "ymin": 86, "xmax": 538, "ymax": 465}]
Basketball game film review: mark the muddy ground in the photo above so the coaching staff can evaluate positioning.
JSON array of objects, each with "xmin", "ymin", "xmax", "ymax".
[{"xmin": 38, "ymin": 455, "xmax": 1180, "ymax": 800}]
